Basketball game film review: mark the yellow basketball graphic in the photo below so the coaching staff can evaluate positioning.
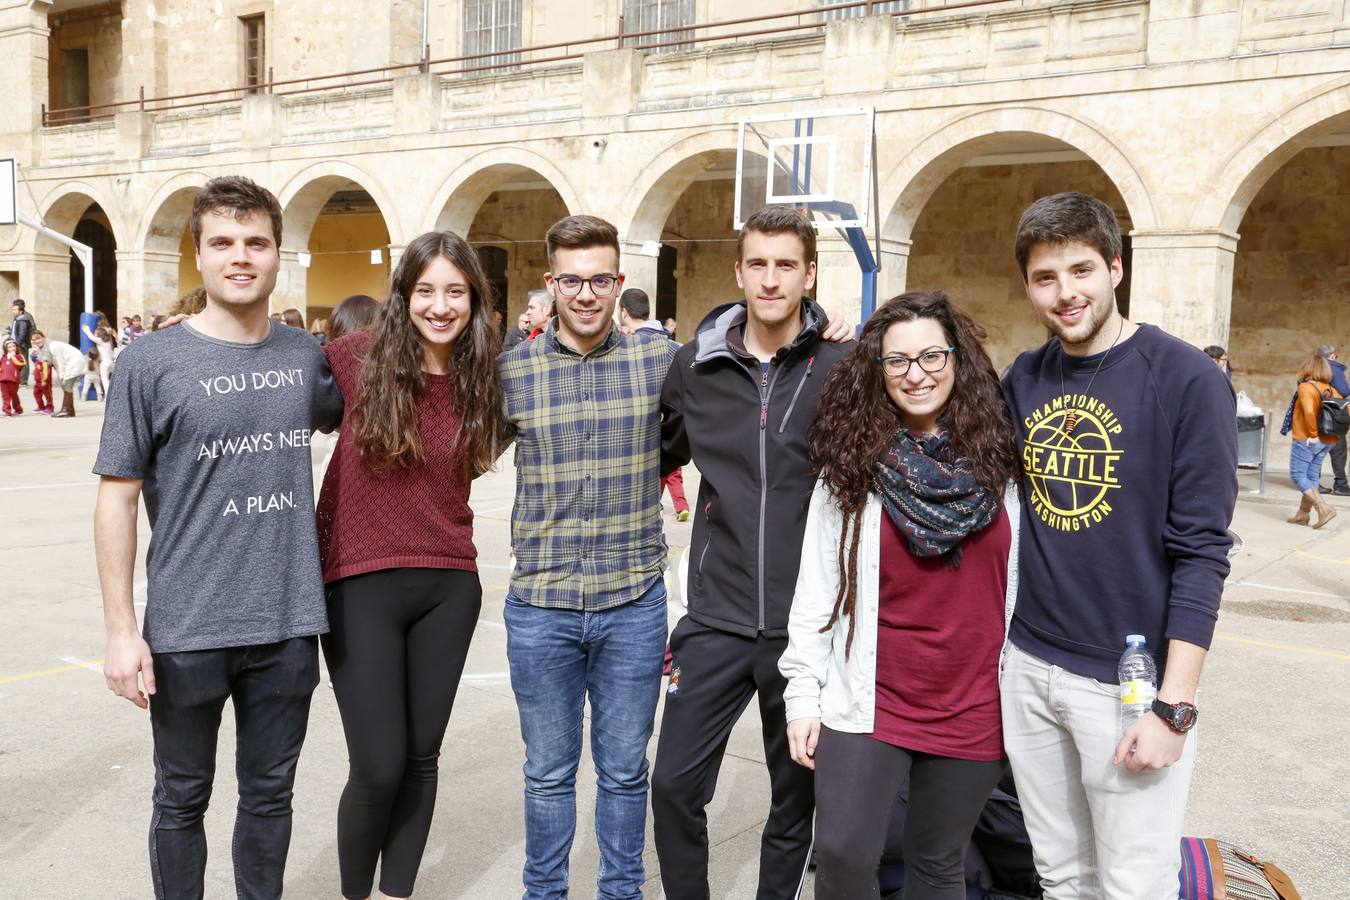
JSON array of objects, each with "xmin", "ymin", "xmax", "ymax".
[{"xmin": 1022, "ymin": 400, "xmax": 1123, "ymax": 531}]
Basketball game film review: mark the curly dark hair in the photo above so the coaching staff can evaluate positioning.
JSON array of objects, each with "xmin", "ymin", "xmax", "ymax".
[
  {"xmin": 350, "ymin": 231, "xmax": 504, "ymax": 476},
  {"xmin": 807, "ymin": 291, "xmax": 1020, "ymax": 656}
]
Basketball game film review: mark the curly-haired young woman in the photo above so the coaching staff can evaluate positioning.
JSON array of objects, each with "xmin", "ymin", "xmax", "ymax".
[
  {"xmin": 779, "ymin": 292, "xmax": 1022, "ymax": 900},
  {"xmin": 315, "ymin": 230, "xmax": 504, "ymax": 900}
]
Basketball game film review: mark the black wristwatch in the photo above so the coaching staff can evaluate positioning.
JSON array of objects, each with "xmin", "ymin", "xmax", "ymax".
[{"xmin": 1151, "ymin": 698, "xmax": 1199, "ymax": 734}]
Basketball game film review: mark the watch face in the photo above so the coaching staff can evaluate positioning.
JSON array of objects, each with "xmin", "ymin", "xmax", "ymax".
[{"xmin": 1174, "ymin": 703, "xmax": 1199, "ymax": 731}]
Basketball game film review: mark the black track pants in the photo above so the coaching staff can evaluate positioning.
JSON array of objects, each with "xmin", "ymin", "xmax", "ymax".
[
  {"xmin": 651, "ymin": 617, "xmax": 816, "ymax": 900},
  {"xmin": 322, "ymin": 568, "xmax": 482, "ymax": 899}
]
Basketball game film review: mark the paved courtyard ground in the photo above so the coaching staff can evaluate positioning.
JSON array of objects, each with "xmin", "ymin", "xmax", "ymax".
[{"xmin": 1, "ymin": 403, "xmax": 1347, "ymax": 897}]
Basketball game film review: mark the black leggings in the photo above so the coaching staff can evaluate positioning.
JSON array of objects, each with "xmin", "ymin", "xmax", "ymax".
[
  {"xmin": 322, "ymin": 568, "xmax": 482, "ymax": 898},
  {"xmin": 812, "ymin": 726, "xmax": 1005, "ymax": 900}
]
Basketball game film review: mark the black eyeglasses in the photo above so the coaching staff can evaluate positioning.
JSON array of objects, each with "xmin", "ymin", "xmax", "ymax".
[
  {"xmin": 878, "ymin": 347, "xmax": 955, "ymax": 377},
  {"xmin": 551, "ymin": 273, "xmax": 620, "ymax": 298}
]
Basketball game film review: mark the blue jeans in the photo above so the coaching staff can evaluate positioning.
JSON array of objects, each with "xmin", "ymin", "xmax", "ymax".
[
  {"xmin": 504, "ymin": 579, "xmax": 669, "ymax": 900},
  {"xmin": 1290, "ymin": 439, "xmax": 1331, "ymax": 492},
  {"xmin": 148, "ymin": 636, "xmax": 320, "ymax": 900}
]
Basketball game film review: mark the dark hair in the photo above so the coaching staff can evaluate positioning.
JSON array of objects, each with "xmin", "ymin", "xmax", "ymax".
[
  {"xmin": 281, "ymin": 308, "xmax": 305, "ymax": 329},
  {"xmin": 351, "ymin": 231, "xmax": 504, "ymax": 476},
  {"xmin": 737, "ymin": 205, "xmax": 817, "ymax": 263},
  {"xmin": 32, "ymin": 329, "xmax": 44, "ymax": 339},
  {"xmin": 1297, "ymin": 354, "xmax": 1332, "ymax": 384},
  {"xmin": 168, "ymin": 287, "xmax": 208, "ymax": 318},
  {"xmin": 190, "ymin": 175, "xmax": 283, "ymax": 250},
  {"xmin": 619, "ymin": 288, "xmax": 650, "ymax": 320},
  {"xmin": 1014, "ymin": 192, "xmax": 1122, "ymax": 279},
  {"xmin": 96, "ymin": 326, "xmax": 114, "ymax": 343},
  {"xmin": 545, "ymin": 215, "xmax": 620, "ymax": 270},
  {"xmin": 328, "ymin": 294, "xmax": 379, "ymax": 342},
  {"xmin": 808, "ymin": 291, "xmax": 1020, "ymax": 657},
  {"xmin": 1203, "ymin": 345, "xmax": 1226, "ymax": 359},
  {"xmin": 10, "ymin": 299, "xmax": 23, "ymax": 310}
]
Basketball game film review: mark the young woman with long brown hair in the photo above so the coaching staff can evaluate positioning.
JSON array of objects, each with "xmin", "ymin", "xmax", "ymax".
[
  {"xmin": 315, "ymin": 230, "xmax": 503, "ymax": 900},
  {"xmin": 779, "ymin": 292, "xmax": 1021, "ymax": 900}
]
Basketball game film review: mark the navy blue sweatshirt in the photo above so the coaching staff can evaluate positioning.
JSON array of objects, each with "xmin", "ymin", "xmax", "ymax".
[{"xmin": 1002, "ymin": 324, "xmax": 1238, "ymax": 684}]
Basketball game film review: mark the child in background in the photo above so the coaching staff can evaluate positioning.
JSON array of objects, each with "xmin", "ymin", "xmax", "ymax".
[
  {"xmin": 1, "ymin": 338, "xmax": 26, "ymax": 415},
  {"xmin": 84, "ymin": 346, "xmax": 105, "ymax": 400},
  {"xmin": 30, "ymin": 349, "xmax": 54, "ymax": 414}
]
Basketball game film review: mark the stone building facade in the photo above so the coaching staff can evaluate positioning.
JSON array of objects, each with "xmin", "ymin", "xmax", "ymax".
[{"xmin": 2, "ymin": 0, "xmax": 1348, "ymax": 465}]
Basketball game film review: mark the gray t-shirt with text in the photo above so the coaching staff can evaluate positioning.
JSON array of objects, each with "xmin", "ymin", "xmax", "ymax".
[{"xmin": 93, "ymin": 322, "xmax": 344, "ymax": 653}]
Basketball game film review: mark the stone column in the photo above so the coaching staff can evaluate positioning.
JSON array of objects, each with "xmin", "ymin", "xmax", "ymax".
[
  {"xmin": 620, "ymin": 240, "xmax": 660, "ymax": 298},
  {"xmin": 116, "ymin": 248, "xmax": 181, "ymax": 319},
  {"xmin": 118, "ymin": 0, "xmax": 164, "ymax": 104},
  {"xmin": 273, "ymin": 249, "xmax": 309, "ymax": 315},
  {"xmin": 878, "ymin": 236, "xmax": 912, "ymax": 308},
  {"xmin": 8, "ymin": 251, "xmax": 76, "ymax": 342},
  {"xmin": 813, "ymin": 233, "xmax": 864, "ymax": 326},
  {"xmin": 1127, "ymin": 229, "xmax": 1237, "ymax": 348}
]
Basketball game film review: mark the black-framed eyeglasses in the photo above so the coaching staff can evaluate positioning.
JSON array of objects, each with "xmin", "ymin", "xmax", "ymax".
[
  {"xmin": 878, "ymin": 347, "xmax": 955, "ymax": 377},
  {"xmin": 551, "ymin": 273, "xmax": 620, "ymax": 298}
]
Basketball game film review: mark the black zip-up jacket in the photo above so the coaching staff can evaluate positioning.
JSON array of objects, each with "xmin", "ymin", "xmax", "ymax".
[{"xmin": 660, "ymin": 299, "xmax": 851, "ymax": 638}]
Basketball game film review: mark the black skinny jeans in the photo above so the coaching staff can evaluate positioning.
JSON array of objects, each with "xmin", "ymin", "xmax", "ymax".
[
  {"xmin": 322, "ymin": 568, "xmax": 482, "ymax": 899},
  {"xmin": 148, "ymin": 636, "xmax": 320, "ymax": 900},
  {"xmin": 812, "ymin": 727, "xmax": 1005, "ymax": 900}
]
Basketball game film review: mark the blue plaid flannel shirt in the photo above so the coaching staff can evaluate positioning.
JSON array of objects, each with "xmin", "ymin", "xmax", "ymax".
[{"xmin": 499, "ymin": 322, "xmax": 677, "ymax": 611}]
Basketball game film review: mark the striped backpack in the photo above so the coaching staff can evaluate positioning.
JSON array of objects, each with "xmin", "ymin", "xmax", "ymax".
[{"xmin": 1179, "ymin": 837, "xmax": 1301, "ymax": 900}]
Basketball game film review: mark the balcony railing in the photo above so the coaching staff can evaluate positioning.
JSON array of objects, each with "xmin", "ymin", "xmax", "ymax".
[{"xmin": 41, "ymin": 0, "xmax": 1009, "ymax": 126}]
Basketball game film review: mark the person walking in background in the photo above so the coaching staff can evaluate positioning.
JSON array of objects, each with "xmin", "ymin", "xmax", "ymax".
[
  {"xmin": 327, "ymin": 294, "xmax": 380, "ymax": 343},
  {"xmin": 1317, "ymin": 345, "xmax": 1349, "ymax": 496},
  {"xmin": 1287, "ymin": 352, "xmax": 1342, "ymax": 528},
  {"xmin": 781, "ymin": 293, "xmax": 1021, "ymax": 899},
  {"xmin": 84, "ymin": 346, "xmax": 106, "ymax": 401},
  {"xmin": 315, "ymin": 230, "xmax": 503, "ymax": 900},
  {"xmin": 10, "ymin": 299, "xmax": 35, "ymax": 386},
  {"xmin": 1202, "ymin": 345, "xmax": 1231, "ymax": 381},
  {"xmin": 31, "ymin": 331, "xmax": 87, "ymax": 418},
  {"xmin": 82, "ymin": 317, "xmax": 116, "ymax": 392},
  {"xmin": 504, "ymin": 290, "xmax": 551, "ymax": 351},
  {"xmin": 1, "ymin": 338, "xmax": 25, "ymax": 415},
  {"xmin": 30, "ymin": 346, "xmax": 54, "ymax": 414}
]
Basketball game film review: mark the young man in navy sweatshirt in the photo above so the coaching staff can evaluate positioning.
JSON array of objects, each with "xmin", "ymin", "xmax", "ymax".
[{"xmin": 999, "ymin": 192, "xmax": 1237, "ymax": 899}]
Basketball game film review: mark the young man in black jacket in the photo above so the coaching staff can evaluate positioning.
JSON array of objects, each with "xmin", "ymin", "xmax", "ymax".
[{"xmin": 653, "ymin": 205, "xmax": 852, "ymax": 900}]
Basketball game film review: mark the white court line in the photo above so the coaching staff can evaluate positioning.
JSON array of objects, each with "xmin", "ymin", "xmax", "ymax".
[
  {"xmin": 0, "ymin": 481, "xmax": 97, "ymax": 492},
  {"xmin": 1232, "ymin": 581, "xmax": 1348, "ymax": 601}
]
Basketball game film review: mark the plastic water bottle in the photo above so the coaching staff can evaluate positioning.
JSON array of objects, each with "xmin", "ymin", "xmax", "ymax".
[{"xmin": 1117, "ymin": 634, "xmax": 1157, "ymax": 737}]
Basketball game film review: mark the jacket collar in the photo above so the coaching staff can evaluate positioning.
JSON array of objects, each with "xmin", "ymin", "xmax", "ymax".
[
  {"xmin": 544, "ymin": 317, "xmax": 620, "ymax": 358},
  {"xmin": 691, "ymin": 298, "xmax": 829, "ymax": 367}
]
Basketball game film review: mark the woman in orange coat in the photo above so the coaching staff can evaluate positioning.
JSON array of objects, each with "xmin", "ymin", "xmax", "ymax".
[{"xmin": 1287, "ymin": 352, "xmax": 1342, "ymax": 528}]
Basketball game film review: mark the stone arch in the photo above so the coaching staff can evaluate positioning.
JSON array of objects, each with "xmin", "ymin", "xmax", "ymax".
[
  {"xmin": 276, "ymin": 160, "xmax": 403, "ymax": 251},
  {"xmin": 880, "ymin": 106, "xmax": 1157, "ymax": 243},
  {"xmin": 425, "ymin": 147, "xmax": 581, "ymax": 236},
  {"xmin": 135, "ymin": 172, "xmax": 211, "ymax": 254},
  {"xmin": 35, "ymin": 181, "xmax": 128, "ymax": 254},
  {"xmin": 1192, "ymin": 74, "xmax": 1350, "ymax": 234},
  {"xmin": 617, "ymin": 129, "xmax": 744, "ymax": 242}
]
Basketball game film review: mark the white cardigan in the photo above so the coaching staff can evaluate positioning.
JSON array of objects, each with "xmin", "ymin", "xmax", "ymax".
[{"xmin": 779, "ymin": 479, "xmax": 1021, "ymax": 733}]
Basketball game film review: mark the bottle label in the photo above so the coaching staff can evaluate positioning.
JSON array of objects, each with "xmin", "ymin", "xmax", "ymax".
[{"xmin": 1120, "ymin": 680, "xmax": 1157, "ymax": 706}]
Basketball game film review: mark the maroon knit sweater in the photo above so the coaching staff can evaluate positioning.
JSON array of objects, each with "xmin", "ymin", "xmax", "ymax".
[{"xmin": 316, "ymin": 331, "xmax": 477, "ymax": 583}]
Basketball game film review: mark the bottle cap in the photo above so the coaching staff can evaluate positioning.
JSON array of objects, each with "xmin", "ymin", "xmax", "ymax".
[{"xmin": 1125, "ymin": 634, "xmax": 1146, "ymax": 646}]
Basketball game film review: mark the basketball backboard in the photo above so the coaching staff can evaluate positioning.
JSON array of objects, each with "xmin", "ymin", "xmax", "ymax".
[
  {"xmin": 0, "ymin": 159, "xmax": 16, "ymax": 226},
  {"xmin": 734, "ymin": 107, "xmax": 875, "ymax": 230}
]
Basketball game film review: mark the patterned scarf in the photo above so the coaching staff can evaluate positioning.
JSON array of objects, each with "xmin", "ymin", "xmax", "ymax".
[{"xmin": 872, "ymin": 429, "xmax": 999, "ymax": 567}]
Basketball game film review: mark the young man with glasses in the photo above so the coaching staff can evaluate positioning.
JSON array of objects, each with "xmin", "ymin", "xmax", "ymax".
[
  {"xmin": 497, "ymin": 214, "xmax": 676, "ymax": 900},
  {"xmin": 1000, "ymin": 193, "xmax": 1237, "ymax": 898},
  {"xmin": 652, "ymin": 205, "xmax": 853, "ymax": 900}
]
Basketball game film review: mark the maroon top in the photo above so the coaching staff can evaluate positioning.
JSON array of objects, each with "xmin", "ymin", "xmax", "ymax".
[
  {"xmin": 868, "ymin": 507, "xmax": 1010, "ymax": 760},
  {"xmin": 316, "ymin": 331, "xmax": 477, "ymax": 583}
]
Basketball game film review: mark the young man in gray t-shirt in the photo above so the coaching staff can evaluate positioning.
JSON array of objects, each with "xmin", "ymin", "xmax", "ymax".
[{"xmin": 93, "ymin": 176, "xmax": 342, "ymax": 899}]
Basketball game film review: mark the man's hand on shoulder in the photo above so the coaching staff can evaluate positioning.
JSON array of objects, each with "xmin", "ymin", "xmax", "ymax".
[
  {"xmin": 821, "ymin": 315, "xmax": 854, "ymax": 344},
  {"xmin": 1113, "ymin": 711, "xmax": 1186, "ymax": 773},
  {"xmin": 104, "ymin": 631, "xmax": 156, "ymax": 710}
]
